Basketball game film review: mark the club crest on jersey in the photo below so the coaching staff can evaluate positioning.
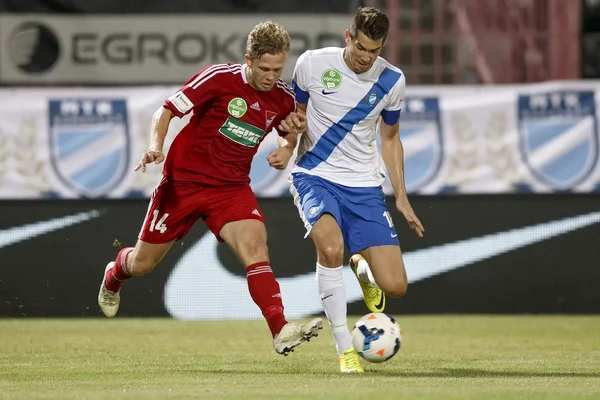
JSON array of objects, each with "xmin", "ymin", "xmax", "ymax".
[
  {"xmin": 518, "ymin": 91, "xmax": 598, "ymax": 190},
  {"xmin": 366, "ymin": 91, "xmax": 378, "ymax": 105},
  {"xmin": 48, "ymin": 99, "xmax": 130, "ymax": 198},
  {"xmin": 265, "ymin": 111, "xmax": 277, "ymax": 131},
  {"xmin": 385, "ymin": 97, "xmax": 443, "ymax": 192},
  {"xmin": 321, "ymin": 69, "xmax": 342, "ymax": 89},
  {"xmin": 228, "ymin": 97, "xmax": 248, "ymax": 118}
]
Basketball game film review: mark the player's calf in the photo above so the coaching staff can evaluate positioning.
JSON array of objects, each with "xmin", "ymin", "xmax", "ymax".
[
  {"xmin": 354, "ymin": 255, "xmax": 407, "ymax": 298},
  {"xmin": 99, "ymin": 241, "xmax": 173, "ymax": 317},
  {"xmin": 127, "ymin": 251, "xmax": 160, "ymax": 276},
  {"xmin": 367, "ymin": 260, "xmax": 407, "ymax": 298},
  {"xmin": 360, "ymin": 246, "xmax": 409, "ymax": 298}
]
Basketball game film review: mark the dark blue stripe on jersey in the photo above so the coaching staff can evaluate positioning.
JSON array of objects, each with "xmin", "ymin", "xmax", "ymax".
[
  {"xmin": 292, "ymin": 80, "xmax": 310, "ymax": 104},
  {"xmin": 297, "ymin": 67, "xmax": 401, "ymax": 170},
  {"xmin": 381, "ymin": 109, "xmax": 401, "ymax": 125}
]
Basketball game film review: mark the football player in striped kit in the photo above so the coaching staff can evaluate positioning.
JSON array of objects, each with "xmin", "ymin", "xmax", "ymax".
[{"xmin": 289, "ymin": 7, "xmax": 425, "ymax": 372}]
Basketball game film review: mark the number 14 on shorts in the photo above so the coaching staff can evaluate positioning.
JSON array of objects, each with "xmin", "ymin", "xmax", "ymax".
[
  {"xmin": 383, "ymin": 211, "xmax": 398, "ymax": 238},
  {"xmin": 383, "ymin": 211, "xmax": 394, "ymax": 228},
  {"xmin": 149, "ymin": 210, "xmax": 169, "ymax": 233}
]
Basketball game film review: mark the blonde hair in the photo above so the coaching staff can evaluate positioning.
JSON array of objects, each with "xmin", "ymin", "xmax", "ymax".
[{"xmin": 246, "ymin": 21, "xmax": 291, "ymax": 59}]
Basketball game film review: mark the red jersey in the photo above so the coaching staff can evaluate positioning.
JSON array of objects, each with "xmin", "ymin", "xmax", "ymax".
[{"xmin": 163, "ymin": 63, "xmax": 296, "ymax": 186}]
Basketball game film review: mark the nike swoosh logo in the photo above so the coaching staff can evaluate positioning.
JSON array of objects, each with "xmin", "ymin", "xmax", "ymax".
[
  {"xmin": 321, "ymin": 294, "xmax": 333, "ymax": 301},
  {"xmin": 164, "ymin": 211, "xmax": 600, "ymax": 320},
  {"xmin": 321, "ymin": 90, "xmax": 337, "ymax": 95},
  {"xmin": 391, "ymin": 233, "xmax": 398, "ymax": 238},
  {"xmin": 374, "ymin": 292, "xmax": 385, "ymax": 310},
  {"xmin": 0, "ymin": 210, "xmax": 101, "ymax": 249}
]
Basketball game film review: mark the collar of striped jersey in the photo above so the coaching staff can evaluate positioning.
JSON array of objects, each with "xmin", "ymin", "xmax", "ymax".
[{"xmin": 241, "ymin": 64, "xmax": 249, "ymax": 84}]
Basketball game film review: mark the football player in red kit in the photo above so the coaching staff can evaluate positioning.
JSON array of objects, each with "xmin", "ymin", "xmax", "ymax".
[{"xmin": 98, "ymin": 21, "xmax": 322, "ymax": 355}]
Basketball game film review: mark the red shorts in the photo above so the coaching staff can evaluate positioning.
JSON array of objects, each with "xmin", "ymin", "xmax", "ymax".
[{"xmin": 138, "ymin": 177, "xmax": 264, "ymax": 244}]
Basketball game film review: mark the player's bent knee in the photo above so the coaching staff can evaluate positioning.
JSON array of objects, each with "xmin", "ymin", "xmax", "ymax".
[
  {"xmin": 317, "ymin": 241, "xmax": 344, "ymax": 267},
  {"xmin": 385, "ymin": 279, "xmax": 408, "ymax": 298}
]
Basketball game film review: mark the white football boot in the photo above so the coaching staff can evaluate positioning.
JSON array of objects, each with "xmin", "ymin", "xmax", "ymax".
[
  {"xmin": 273, "ymin": 318, "xmax": 323, "ymax": 355},
  {"xmin": 98, "ymin": 262, "xmax": 120, "ymax": 317}
]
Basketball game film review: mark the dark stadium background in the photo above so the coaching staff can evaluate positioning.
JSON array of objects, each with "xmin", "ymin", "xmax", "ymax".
[{"xmin": 0, "ymin": 0, "xmax": 599, "ymax": 317}]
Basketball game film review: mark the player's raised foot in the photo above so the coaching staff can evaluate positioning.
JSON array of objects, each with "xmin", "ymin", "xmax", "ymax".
[
  {"xmin": 273, "ymin": 318, "xmax": 323, "ymax": 355},
  {"xmin": 350, "ymin": 254, "xmax": 385, "ymax": 313},
  {"xmin": 339, "ymin": 347, "xmax": 364, "ymax": 373},
  {"xmin": 98, "ymin": 262, "xmax": 120, "ymax": 317}
]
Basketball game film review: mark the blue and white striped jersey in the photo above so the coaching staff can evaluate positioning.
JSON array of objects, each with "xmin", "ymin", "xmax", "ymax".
[{"xmin": 291, "ymin": 47, "xmax": 405, "ymax": 187}]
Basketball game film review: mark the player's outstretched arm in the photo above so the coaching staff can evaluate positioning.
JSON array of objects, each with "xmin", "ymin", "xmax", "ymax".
[
  {"xmin": 380, "ymin": 119, "xmax": 425, "ymax": 237},
  {"xmin": 135, "ymin": 106, "xmax": 175, "ymax": 172}
]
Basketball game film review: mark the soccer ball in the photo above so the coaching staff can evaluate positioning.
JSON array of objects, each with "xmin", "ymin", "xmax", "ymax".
[{"xmin": 351, "ymin": 312, "xmax": 402, "ymax": 363}]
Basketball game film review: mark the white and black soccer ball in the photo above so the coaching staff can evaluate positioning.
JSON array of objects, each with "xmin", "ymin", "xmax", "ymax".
[{"xmin": 351, "ymin": 313, "xmax": 402, "ymax": 363}]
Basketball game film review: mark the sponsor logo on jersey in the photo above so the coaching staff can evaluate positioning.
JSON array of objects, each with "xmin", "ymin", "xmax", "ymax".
[
  {"xmin": 48, "ymin": 99, "xmax": 130, "ymax": 197},
  {"xmin": 227, "ymin": 97, "xmax": 248, "ymax": 118},
  {"xmin": 218, "ymin": 117, "xmax": 265, "ymax": 147},
  {"xmin": 168, "ymin": 91, "xmax": 193, "ymax": 114},
  {"xmin": 321, "ymin": 69, "xmax": 342, "ymax": 90},
  {"xmin": 518, "ymin": 91, "xmax": 598, "ymax": 190}
]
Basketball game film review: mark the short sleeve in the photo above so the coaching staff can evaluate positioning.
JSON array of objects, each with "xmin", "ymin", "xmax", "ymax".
[
  {"xmin": 381, "ymin": 73, "xmax": 406, "ymax": 125},
  {"xmin": 291, "ymin": 50, "xmax": 311, "ymax": 104},
  {"xmin": 273, "ymin": 85, "xmax": 297, "ymax": 137},
  {"xmin": 164, "ymin": 64, "xmax": 228, "ymax": 118}
]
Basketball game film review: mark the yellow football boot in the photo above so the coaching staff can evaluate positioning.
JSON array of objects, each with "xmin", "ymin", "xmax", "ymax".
[
  {"xmin": 338, "ymin": 347, "xmax": 364, "ymax": 373},
  {"xmin": 349, "ymin": 254, "xmax": 385, "ymax": 313}
]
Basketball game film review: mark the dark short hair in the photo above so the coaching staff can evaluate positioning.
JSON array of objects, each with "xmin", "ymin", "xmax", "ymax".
[{"xmin": 350, "ymin": 7, "xmax": 389, "ymax": 41}]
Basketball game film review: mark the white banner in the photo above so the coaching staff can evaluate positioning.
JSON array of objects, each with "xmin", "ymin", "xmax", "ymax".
[
  {"xmin": 0, "ymin": 14, "xmax": 348, "ymax": 84},
  {"xmin": 0, "ymin": 80, "xmax": 599, "ymax": 198}
]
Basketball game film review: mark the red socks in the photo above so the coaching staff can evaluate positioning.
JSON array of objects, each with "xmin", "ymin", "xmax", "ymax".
[
  {"xmin": 104, "ymin": 254, "xmax": 288, "ymax": 337},
  {"xmin": 246, "ymin": 262, "xmax": 288, "ymax": 337},
  {"xmin": 104, "ymin": 247, "xmax": 134, "ymax": 293}
]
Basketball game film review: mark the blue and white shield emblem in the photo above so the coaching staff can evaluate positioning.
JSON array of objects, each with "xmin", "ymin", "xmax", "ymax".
[
  {"xmin": 49, "ymin": 99, "xmax": 130, "ymax": 197},
  {"xmin": 379, "ymin": 97, "xmax": 443, "ymax": 192},
  {"xmin": 518, "ymin": 91, "xmax": 599, "ymax": 190},
  {"xmin": 368, "ymin": 92, "xmax": 377, "ymax": 105}
]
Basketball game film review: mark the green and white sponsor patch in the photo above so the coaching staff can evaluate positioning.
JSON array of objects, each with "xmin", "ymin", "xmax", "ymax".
[
  {"xmin": 227, "ymin": 97, "xmax": 248, "ymax": 118},
  {"xmin": 321, "ymin": 69, "xmax": 342, "ymax": 89},
  {"xmin": 218, "ymin": 117, "xmax": 265, "ymax": 147}
]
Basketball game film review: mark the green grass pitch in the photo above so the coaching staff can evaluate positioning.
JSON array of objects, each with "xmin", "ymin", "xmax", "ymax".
[{"xmin": 1, "ymin": 316, "xmax": 599, "ymax": 399}]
